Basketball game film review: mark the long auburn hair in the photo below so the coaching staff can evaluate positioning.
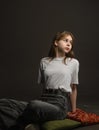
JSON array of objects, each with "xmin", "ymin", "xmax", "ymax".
[{"xmin": 48, "ymin": 31, "xmax": 75, "ymax": 63}]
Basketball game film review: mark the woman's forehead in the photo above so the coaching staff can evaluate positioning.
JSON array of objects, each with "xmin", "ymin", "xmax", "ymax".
[{"xmin": 61, "ymin": 35, "xmax": 72, "ymax": 40}]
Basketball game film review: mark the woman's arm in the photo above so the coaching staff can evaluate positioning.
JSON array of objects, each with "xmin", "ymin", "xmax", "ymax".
[{"xmin": 70, "ymin": 84, "xmax": 77, "ymax": 112}]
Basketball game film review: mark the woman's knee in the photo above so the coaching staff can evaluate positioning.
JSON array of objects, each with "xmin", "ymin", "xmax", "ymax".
[{"xmin": 28, "ymin": 100, "xmax": 43, "ymax": 110}]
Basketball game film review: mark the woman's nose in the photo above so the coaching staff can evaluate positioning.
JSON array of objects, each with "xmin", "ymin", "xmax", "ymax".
[{"xmin": 67, "ymin": 43, "xmax": 70, "ymax": 46}]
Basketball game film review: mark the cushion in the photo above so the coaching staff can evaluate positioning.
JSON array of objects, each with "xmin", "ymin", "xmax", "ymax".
[
  {"xmin": 67, "ymin": 108, "xmax": 99, "ymax": 125},
  {"xmin": 42, "ymin": 119, "xmax": 81, "ymax": 130}
]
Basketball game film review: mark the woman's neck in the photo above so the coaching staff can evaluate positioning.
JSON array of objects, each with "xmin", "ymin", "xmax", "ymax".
[
  {"xmin": 55, "ymin": 48, "xmax": 66, "ymax": 58},
  {"xmin": 55, "ymin": 53, "xmax": 66, "ymax": 58}
]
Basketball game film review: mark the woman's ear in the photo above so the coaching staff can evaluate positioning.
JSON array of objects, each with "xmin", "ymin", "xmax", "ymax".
[{"xmin": 54, "ymin": 41, "xmax": 58, "ymax": 46}]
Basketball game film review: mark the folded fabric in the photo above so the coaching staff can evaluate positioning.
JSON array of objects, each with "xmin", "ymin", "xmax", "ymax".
[
  {"xmin": 67, "ymin": 108, "xmax": 99, "ymax": 125},
  {"xmin": 0, "ymin": 98, "xmax": 27, "ymax": 129},
  {"xmin": 42, "ymin": 119, "xmax": 81, "ymax": 130}
]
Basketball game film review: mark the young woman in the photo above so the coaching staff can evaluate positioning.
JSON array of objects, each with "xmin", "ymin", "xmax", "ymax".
[
  {"xmin": 17, "ymin": 31, "xmax": 79, "ymax": 130},
  {"xmin": 38, "ymin": 31, "xmax": 79, "ymax": 113}
]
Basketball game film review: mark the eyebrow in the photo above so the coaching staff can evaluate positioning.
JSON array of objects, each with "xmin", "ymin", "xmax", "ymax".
[{"xmin": 63, "ymin": 38, "xmax": 73, "ymax": 42}]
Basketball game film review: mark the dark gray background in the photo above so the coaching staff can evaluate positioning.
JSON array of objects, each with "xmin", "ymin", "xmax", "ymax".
[{"xmin": 0, "ymin": 0, "xmax": 99, "ymax": 103}]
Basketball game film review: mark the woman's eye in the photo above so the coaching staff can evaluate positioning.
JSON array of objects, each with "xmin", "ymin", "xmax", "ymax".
[
  {"xmin": 63, "ymin": 39, "xmax": 72, "ymax": 44},
  {"xmin": 65, "ymin": 39, "xmax": 68, "ymax": 42},
  {"xmin": 63, "ymin": 39, "xmax": 68, "ymax": 42}
]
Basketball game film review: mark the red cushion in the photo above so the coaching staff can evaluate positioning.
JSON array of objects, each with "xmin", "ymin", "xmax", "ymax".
[{"xmin": 67, "ymin": 108, "xmax": 99, "ymax": 125}]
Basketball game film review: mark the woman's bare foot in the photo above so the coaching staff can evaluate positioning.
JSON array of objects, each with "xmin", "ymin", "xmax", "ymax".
[{"xmin": 25, "ymin": 124, "xmax": 39, "ymax": 130}]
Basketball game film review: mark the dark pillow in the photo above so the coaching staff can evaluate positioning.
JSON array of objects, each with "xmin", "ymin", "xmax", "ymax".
[{"xmin": 41, "ymin": 119, "xmax": 81, "ymax": 130}]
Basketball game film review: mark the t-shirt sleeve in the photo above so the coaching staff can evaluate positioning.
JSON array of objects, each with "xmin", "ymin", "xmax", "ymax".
[
  {"xmin": 37, "ymin": 59, "xmax": 44, "ymax": 85},
  {"xmin": 71, "ymin": 60, "xmax": 79, "ymax": 85}
]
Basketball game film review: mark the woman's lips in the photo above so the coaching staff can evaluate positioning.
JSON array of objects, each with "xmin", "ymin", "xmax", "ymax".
[{"xmin": 65, "ymin": 47, "xmax": 70, "ymax": 50}]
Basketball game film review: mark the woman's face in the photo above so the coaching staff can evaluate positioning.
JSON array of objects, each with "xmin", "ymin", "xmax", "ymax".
[{"xmin": 55, "ymin": 35, "xmax": 73, "ymax": 54}]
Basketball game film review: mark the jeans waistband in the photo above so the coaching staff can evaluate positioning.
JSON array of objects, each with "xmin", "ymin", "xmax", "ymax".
[{"xmin": 43, "ymin": 88, "xmax": 70, "ymax": 97}]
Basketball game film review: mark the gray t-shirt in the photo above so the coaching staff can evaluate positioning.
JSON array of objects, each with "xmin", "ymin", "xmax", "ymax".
[{"xmin": 38, "ymin": 57, "xmax": 79, "ymax": 92}]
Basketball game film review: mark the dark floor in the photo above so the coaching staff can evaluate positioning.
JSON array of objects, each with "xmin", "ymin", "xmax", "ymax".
[
  {"xmin": 74, "ymin": 125, "xmax": 99, "ymax": 130},
  {"xmin": 77, "ymin": 102, "xmax": 99, "ymax": 114},
  {"xmin": 73, "ymin": 101, "xmax": 99, "ymax": 130}
]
